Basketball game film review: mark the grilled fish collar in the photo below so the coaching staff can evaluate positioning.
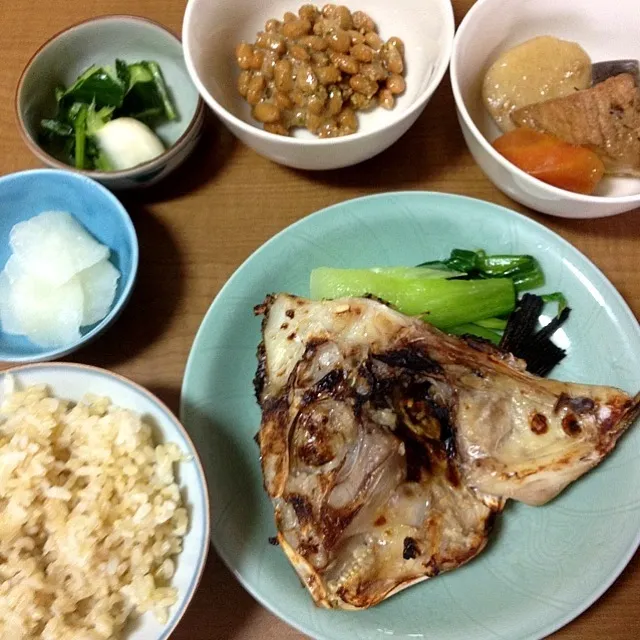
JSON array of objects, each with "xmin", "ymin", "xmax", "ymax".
[{"xmin": 255, "ymin": 294, "xmax": 638, "ymax": 609}]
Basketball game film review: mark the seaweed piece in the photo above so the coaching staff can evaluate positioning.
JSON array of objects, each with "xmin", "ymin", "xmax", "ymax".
[
  {"xmin": 499, "ymin": 294, "xmax": 571, "ymax": 376},
  {"xmin": 499, "ymin": 293, "xmax": 543, "ymax": 354}
]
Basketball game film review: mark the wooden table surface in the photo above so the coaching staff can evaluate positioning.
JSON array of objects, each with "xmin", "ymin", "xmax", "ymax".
[{"xmin": 0, "ymin": 0, "xmax": 638, "ymax": 638}]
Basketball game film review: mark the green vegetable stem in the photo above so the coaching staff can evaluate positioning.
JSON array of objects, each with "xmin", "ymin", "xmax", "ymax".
[
  {"xmin": 421, "ymin": 248, "xmax": 545, "ymax": 292},
  {"xmin": 73, "ymin": 104, "xmax": 88, "ymax": 169},
  {"xmin": 308, "ymin": 248, "xmax": 569, "ymax": 359},
  {"xmin": 310, "ymin": 266, "xmax": 516, "ymax": 329}
]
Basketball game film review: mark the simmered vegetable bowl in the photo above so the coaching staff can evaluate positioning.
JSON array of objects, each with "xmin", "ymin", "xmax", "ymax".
[
  {"xmin": 39, "ymin": 59, "xmax": 178, "ymax": 171},
  {"xmin": 310, "ymin": 248, "xmax": 570, "ymax": 375}
]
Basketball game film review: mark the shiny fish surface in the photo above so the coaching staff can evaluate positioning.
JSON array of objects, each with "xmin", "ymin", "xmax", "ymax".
[{"xmin": 254, "ymin": 294, "xmax": 639, "ymax": 609}]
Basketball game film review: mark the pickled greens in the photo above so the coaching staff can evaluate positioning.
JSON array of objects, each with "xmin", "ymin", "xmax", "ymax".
[{"xmin": 39, "ymin": 59, "xmax": 177, "ymax": 171}]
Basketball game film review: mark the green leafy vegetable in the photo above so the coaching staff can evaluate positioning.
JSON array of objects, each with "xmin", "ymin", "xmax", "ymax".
[
  {"xmin": 119, "ymin": 60, "xmax": 177, "ymax": 123},
  {"xmin": 38, "ymin": 58, "xmax": 178, "ymax": 171},
  {"xmin": 369, "ymin": 266, "xmax": 465, "ymax": 280},
  {"xmin": 92, "ymin": 150, "xmax": 113, "ymax": 172},
  {"xmin": 309, "ymin": 247, "xmax": 571, "ymax": 375},
  {"xmin": 60, "ymin": 65, "xmax": 125, "ymax": 109},
  {"xmin": 116, "ymin": 59, "xmax": 130, "ymax": 86},
  {"xmin": 146, "ymin": 61, "xmax": 178, "ymax": 121},
  {"xmin": 310, "ymin": 267, "xmax": 516, "ymax": 329},
  {"xmin": 447, "ymin": 323, "xmax": 502, "ymax": 344},
  {"xmin": 40, "ymin": 119, "xmax": 73, "ymax": 137},
  {"xmin": 541, "ymin": 292, "xmax": 568, "ymax": 315},
  {"xmin": 473, "ymin": 317, "xmax": 508, "ymax": 331},
  {"xmin": 121, "ymin": 62, "xmax": 161, "ymax": 120},
  {"xmin": 73, "ymin": 104, "xmax": 88, "ymax": 169},
  {"xmin": 86, "ymin": 104, "xmax": 115, "ymax": 136},
  {"xmin": 421, "ymin": 248, "xmax": 545, "ymax": 292}
]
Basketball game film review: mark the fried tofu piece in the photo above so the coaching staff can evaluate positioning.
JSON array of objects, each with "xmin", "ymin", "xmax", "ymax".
[{"xmin": 511, "ymin": 73, "xmax": 640, "ymax": 176}]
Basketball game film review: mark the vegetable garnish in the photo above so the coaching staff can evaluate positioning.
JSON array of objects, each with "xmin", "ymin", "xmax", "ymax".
[
  {"xmin": 309, "ymin": 248, "xmax": 571, "ymax": 375},
  {"xmin": 39, "ymin": 59, "xmax": 178, "ymax": 171},
  {"xmin": 500, "ymin": 293, "xmax": 571, "ymax": 376},
  {"xmin": 492, "ymin": 127, "xmax": 605, "ymax": 195},
  {"xmin": 310, "ymin": 266, "xmax": 516, "ymax": 329},
  {"xmin": 420, "ymin": 248, "xmax": 545, "ymax": 291}
]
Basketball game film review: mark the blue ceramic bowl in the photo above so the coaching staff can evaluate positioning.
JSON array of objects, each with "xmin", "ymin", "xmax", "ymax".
[{"xmin": 0, "ymin": 169, "xmax": 138, "ymax": 362}]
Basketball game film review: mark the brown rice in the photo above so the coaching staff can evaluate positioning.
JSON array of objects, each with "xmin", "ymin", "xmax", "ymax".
[{"xmin": 0, "ymin": 377, "xmax": 189, "ymax": 639}]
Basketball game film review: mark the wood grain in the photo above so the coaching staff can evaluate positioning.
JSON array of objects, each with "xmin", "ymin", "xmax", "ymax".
[{"xmin": 0, "ymin": 0, "xmax": 638, "ymax": 638}]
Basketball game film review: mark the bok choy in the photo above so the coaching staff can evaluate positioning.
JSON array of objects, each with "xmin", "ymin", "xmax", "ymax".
[
  {"xmin": 310, "ymin": 267, "xmax": 516, "ymax": 329},
  {"xmin": 309, "ymin": 248, "xmax": 572, "ymax": 375}
]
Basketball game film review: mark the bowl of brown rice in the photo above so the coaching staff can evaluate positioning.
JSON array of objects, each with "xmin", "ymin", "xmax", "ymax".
[{"xmin": 0, "ymin": 362, "xmax": 210, "ymax": 639}]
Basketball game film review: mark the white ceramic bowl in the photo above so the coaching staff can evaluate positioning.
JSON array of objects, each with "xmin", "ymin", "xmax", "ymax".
[
  {"xmin": 183, "ymin": 0, "xmax": 454, "ymax": 170},
  {"xmin": 0, "ymin": 363, "xmax": 210, "ymax": 640},
  {"xmin": 451, "ymin": 0, "xmax": 640, "ymax": 218},
  {"xmin": 16, "ymin": 16, "xmax": 205, "ymax": 190}
]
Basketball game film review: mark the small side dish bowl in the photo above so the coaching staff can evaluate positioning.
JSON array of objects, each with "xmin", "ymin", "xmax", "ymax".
[
  {"xmin": 451, "ymin": 0, "xmax": 640, "ymax": 218},
  {"xmin": 183, "ymin": 0, "xmax": 454, "ymax": 170},
  {"xmin": 0, "ymin": 169, "xmax": 138, "ymax": 363},
  {"xmin": 0, "ymin": 362, "xmax": 211, "ymax": 640},
  {"xmin": 16, "ymin": 15, "xmax": 205, "ymax": 190}
]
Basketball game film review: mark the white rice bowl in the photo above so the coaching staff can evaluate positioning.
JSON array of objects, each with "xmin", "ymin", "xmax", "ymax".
[{"xmin": 0, "ymin": 364, "xmax": 210, "ymax": 640}]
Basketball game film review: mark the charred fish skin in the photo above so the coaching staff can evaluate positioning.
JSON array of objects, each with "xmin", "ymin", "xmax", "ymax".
[
  {"xmin": 255, "ymin": 295, "xmax": 499, "ymax": 609},
  {"xmin": 448, "ymin": 345, "xmax": 638, "ymax": 505},
  {"xmin": 253, "ymin": 295, "xmax": 274, "ymax": 403},
  {"xmin": 255, "ymin": 294, "xmax": 638, "ymax": 609}
]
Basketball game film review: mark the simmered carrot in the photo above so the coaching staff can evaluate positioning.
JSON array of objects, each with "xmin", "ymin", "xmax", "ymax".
[{"xmin": 493, "ymin": 127, "xmax": 605, "ymax": 195}]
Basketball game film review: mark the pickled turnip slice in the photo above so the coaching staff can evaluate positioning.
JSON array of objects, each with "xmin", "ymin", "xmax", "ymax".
[
  {"xmin": 79, "ymin": 259, "xmax": 120, "ymax": 326},
  {"xmin": 7, "ymin": 270, "xmax": 84, "ymax": 347},
  {"xmin": 0, "ymin": 270, "xmax": 22, "ymax": 335},
  {"xmin": 10, "ymin": 211, "xmax": 109, "ymax": 287}
]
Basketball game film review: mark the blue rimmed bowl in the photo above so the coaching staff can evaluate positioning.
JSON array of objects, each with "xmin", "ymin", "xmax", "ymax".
[{"xmin": 0, "ymin": 169, "xmax": 138, "ymax": 363}]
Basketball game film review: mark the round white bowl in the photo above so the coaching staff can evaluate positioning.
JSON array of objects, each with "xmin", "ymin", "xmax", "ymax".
[
  {"xmin": 16, "ymin": 15, "xmax": 205, "ymax": 190},
  {"xmin": 183, "ymin": 0, "xmax": 454, "ymax": 170},
  {"xmin": 0, "ymin": 362, "xmax": 210, "ymax": 640},
  {"xmin": 451, "ymin": 0, "xmax": 640, "ymax": 218}
]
